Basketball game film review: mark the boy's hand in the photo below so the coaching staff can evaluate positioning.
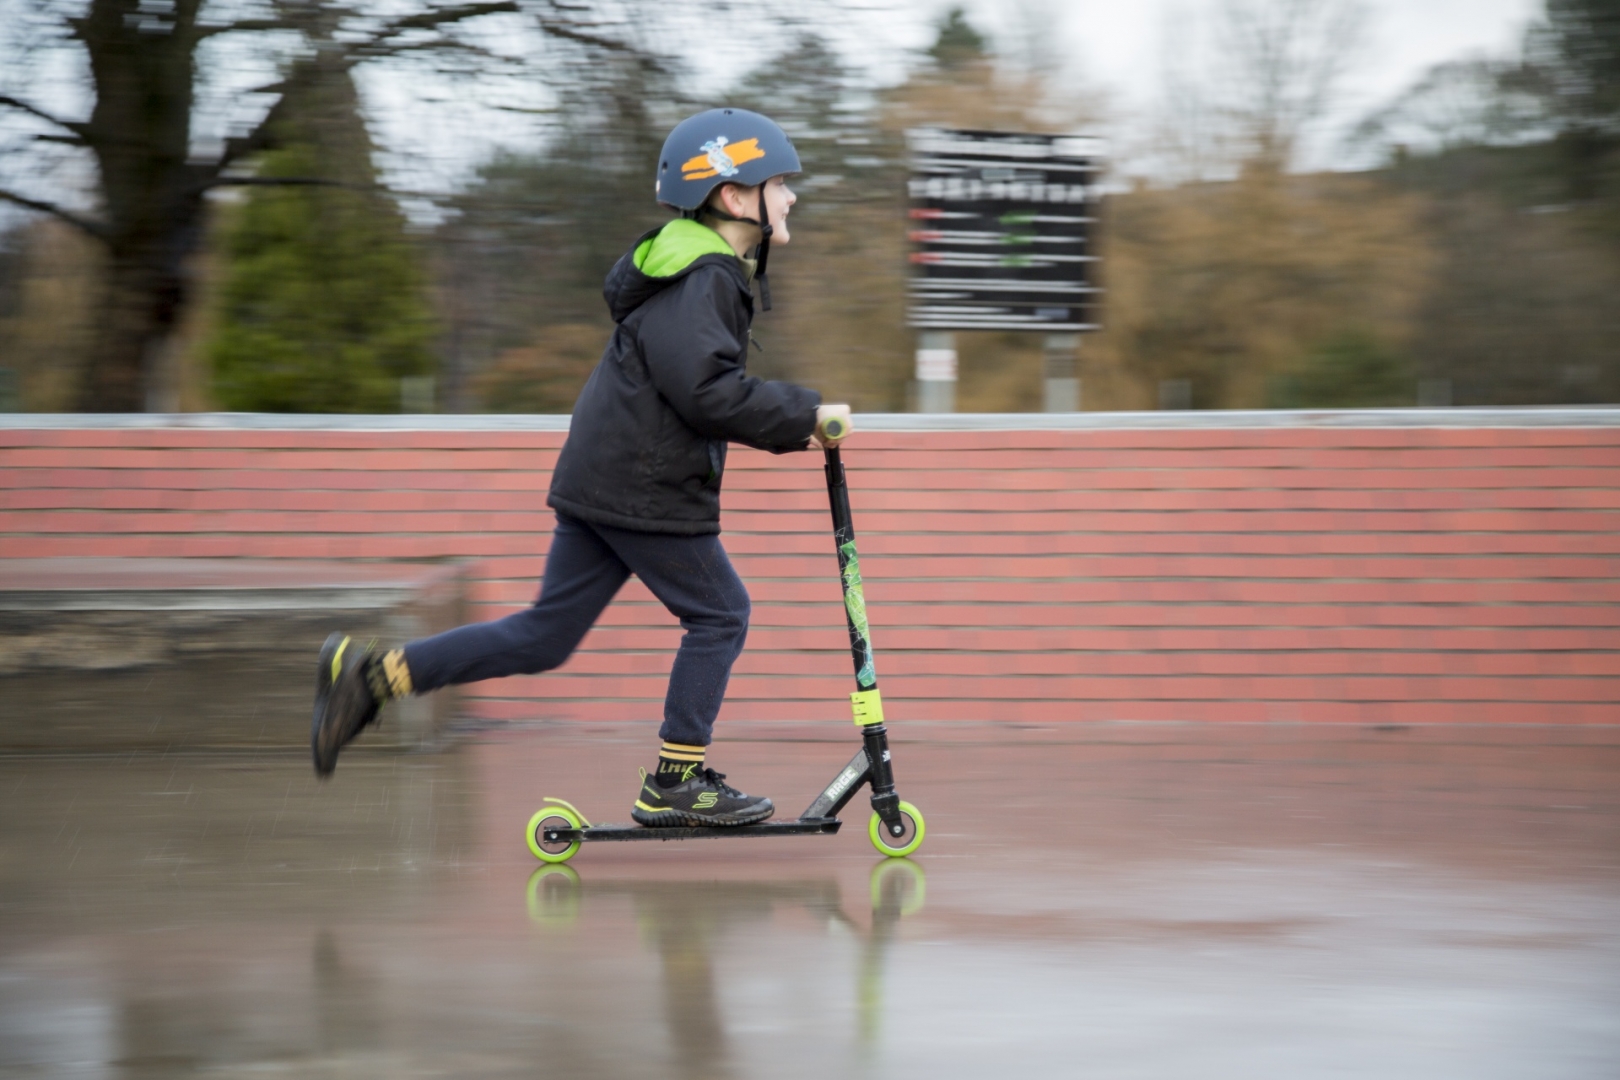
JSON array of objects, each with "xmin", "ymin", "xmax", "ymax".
[{"xmin": 814, "ymin": 404, "xmax": 852, "ymax": 446}]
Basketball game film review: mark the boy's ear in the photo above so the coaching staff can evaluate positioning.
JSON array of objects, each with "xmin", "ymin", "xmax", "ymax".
[{"xmin": 715, "ymin": 181, "xmax": 757, "ymax": 219}]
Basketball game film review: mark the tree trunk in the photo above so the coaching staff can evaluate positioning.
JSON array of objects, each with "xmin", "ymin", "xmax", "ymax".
[
  {"xmin": 74, "ymin": 0, "xmax": 207, "ymax": 411},
  {"xmin": 80, "ymin": 251, "xmax": 187, "ymax": 411}
]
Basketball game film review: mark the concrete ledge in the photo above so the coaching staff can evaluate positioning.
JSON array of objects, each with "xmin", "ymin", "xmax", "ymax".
[
  {"xmin": 3, "ymin": 406, "xmax": 1619, "ymax": 431},
  {"xmin": 0, "ymin": 559, "xmax": 465, "ymax": 753}
]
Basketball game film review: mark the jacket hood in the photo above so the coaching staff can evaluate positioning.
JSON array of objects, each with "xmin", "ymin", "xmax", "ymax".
[{"xmin": 603, "ymin": 219, "xmax": 753, "ymax": 323}]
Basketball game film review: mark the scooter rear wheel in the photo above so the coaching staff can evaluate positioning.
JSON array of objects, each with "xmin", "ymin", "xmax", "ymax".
[{"xmin": 868, "ymin": 800, "xmax": 925, "ymax": 858}]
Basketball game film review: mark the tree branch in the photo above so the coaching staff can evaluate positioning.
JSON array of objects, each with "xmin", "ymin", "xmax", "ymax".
[
  {"xmin": 347, "ymin": 37, "xmax": 511, "ymax": 62},
  {"xmin": 214, "ymin": 81, "xmax": 294, "ymax": 174},
  {"xmin": 186, "ymin": 1, "xmax": 640, "ymax": 195},
  {"xmin": 376, "ymin": 1, "xmax": 521, "ymax": 38},
  {"xmin": 536, "ymin": 17, "xmax": 639, "ymax": 54},
  {"xmin": 0, "ymin": 189, "xmax": 108, "ymax": 241},
  {"xmin": 347, "ymin": 2, "xmax": 521, "ymax": 63},
  {"xmin": 0, "ymin": 95, "xmax": 89, "ymax": 138},
  {"xmin": 194, "ymin": 18, "xmax": 294, "ymax": 41},
  {"xmin": 206, "ymin": 176, "xmax": 348, "ymax": 189}
]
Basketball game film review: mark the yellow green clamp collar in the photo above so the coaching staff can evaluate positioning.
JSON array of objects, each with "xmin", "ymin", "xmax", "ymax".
[{"xmin": 851, "ymin": 688, "xmax": 884, "ymax": 727}]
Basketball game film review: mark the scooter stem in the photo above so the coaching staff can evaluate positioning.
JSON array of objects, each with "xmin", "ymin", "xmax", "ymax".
[
  {"xmin": 823, "ymin": 443, "xmax": 902, "ymax": 827},
  {"xmin": 823, "ymin": 443, "xmax": 876, "ymax": 693}
]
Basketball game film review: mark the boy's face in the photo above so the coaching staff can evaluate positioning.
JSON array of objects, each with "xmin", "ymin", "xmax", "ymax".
[
  {"xmin": 715, "ymin": 176, "xmax": 797, "ymax": 245},
  {"xmin": 761, "ymin": 175, "xmax": 795, "ymax": 245}
]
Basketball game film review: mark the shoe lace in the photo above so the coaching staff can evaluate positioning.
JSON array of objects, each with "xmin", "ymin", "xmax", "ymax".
[{"xmin": 701, "ymin": 768, "xmax": 743, "ymax": 797}]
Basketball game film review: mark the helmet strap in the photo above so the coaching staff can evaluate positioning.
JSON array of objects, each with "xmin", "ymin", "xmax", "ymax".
[
  {"xmin": 696, "ymin": 184, "xmax": 775, "ymax": 311},
  {"xmin": 753, "ymin": 183, "xmax": 774, "ymax": 311}
]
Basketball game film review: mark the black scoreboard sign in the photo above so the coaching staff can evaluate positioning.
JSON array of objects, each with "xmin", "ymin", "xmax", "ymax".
[{"xmin": 906, "ymin": 128, "xmax": 1103, "ymax": 332}]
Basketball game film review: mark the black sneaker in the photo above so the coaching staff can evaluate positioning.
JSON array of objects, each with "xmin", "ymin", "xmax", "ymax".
[
  {"xmin": 311, "ymin": 632, "xmax": 380, "ymax": 777},
  {"xmin": 632, "ymin": 767, "xmax": 775, "ymax": 827}
]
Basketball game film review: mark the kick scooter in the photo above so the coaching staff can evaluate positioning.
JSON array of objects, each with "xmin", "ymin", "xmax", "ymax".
[{"xmin": 524, "ymin": 424, "xmax": 925, "ymax": 863}]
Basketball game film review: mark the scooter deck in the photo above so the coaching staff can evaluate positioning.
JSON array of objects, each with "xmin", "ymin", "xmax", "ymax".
[{"xmin": 545, "ymin": 817, "xmax": 842, "ymax": 844}]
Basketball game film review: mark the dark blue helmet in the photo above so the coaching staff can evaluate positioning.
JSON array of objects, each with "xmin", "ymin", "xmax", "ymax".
[{"xmin": 655, "ymin": 108, "xmax": 801, "ymax": 211}]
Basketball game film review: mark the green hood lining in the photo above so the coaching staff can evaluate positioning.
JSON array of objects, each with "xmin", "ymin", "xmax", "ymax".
[{"xmin": 634, "ymin": 219, "xmax": 739, "ymax": 278}]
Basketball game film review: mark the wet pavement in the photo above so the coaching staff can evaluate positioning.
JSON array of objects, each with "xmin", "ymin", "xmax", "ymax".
[{"xmin": 2, "ymin": 724, "xmax": 1618, "ymax": 1078}]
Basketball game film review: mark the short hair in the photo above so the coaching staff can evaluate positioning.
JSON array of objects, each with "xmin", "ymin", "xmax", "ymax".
[{"xmin": 704, "ymin": 181, "xmax": 752, "ymax": 211}]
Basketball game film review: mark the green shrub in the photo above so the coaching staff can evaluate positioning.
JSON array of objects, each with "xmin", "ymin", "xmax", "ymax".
[{"xmin": 1268, "ymin": 330, "xmax": 1415, "ymax": 408}]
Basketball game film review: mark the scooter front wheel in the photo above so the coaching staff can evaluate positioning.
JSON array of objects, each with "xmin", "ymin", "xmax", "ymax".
[
  {"xmin": 526, "ymin": 804, "xmax": 583, "ymax": 864},
  {"xmin": 868, "ymin": 800, "xmax": 925, "ymax": 858}
]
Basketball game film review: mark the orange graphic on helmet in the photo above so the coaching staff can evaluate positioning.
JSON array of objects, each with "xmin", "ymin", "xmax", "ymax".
[{"xmin": 681, "ymin": 136, "xmax": 766, "ymax": 180}]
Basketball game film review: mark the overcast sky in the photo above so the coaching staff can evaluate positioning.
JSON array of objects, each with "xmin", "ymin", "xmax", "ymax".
[
  {"xmin": 900, "ymin": 0, "xmax": 1543, "ymax": 165},
  {"xmin": 955, "ymin": 0, "xmax": 1542, "ymax": 109},
  {"xmin": 679, "ymin": 0, "xmax": 1548, "ymax": 177}
]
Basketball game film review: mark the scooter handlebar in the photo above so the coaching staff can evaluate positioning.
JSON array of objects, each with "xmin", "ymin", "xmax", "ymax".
[{"xmin": 814, "ymin": 405, "xmax": 853, "ymax": 446}]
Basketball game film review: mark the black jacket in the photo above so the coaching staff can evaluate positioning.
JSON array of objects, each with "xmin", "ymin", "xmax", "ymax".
[{"xmin": 547, "ymin": 228, "xmax": 821, "ymax": 535}]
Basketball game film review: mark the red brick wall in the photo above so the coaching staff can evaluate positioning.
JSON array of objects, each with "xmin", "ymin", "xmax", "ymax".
[{"xmin": 4, "ymin": 421, "xmax": 1618, "ymax": 725}]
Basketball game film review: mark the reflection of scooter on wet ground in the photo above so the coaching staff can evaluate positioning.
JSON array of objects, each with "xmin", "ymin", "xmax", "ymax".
[
  {"xmin": 525, "ymin": 438, "xmax": 924, "ymax": 863},
  {"xmin": 860, "ymin": 859, "xmax": 925, "ymax": 1046},
  {"xmin": 525, "ymin": 860, "xmax": 925, "ymax": 1065}
]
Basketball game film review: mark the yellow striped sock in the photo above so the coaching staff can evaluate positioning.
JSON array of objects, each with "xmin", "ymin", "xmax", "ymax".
[
  {"xmin": 382, "ymin": 649, "xmax": 414, "ymax": 698},
  {"xmin": 656, "ymin": 741, "xmax": 705, "ymax": 784}
]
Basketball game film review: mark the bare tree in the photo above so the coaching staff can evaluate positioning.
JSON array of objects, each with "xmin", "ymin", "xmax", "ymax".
[
  {"xmin": 0, "ymin": 0, "xmax": 655, "ymax": 411},
  {"xmin": 1152, "ymin": 0, "xmax": 1367, "ymax": 177},
  {"xmin": 1217, "ymin": 0, "xmax": 1367, "ymax": 169}
]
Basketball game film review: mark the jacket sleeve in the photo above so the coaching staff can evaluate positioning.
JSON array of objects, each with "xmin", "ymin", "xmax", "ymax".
[{"xmin": 639, "ymin": 266, "xmax": 821, "ymax": 452}]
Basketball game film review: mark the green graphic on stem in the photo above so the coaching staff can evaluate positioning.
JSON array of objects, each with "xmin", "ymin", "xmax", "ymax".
[{"xmin": 840, "ymin": 541, "xmax": 876, "ymax": 686}]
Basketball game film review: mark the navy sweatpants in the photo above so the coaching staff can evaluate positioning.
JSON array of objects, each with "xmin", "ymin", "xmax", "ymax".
[{"xmin": 403, "ymin": 514, "xmax": 749, "ymax": 746}]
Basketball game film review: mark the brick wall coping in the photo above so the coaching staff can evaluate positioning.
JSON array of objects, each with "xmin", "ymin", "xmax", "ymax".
[{"xmin": 3, "ymin": 407, "xmax": 1619, "ymax": 431}]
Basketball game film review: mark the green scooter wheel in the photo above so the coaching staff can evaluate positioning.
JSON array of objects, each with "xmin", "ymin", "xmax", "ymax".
[
  {"xmin": 868, "ymin": 800, "xmax": 925, "ymax": 858},
  {"xmin": 526, "ymin": 805, "xmax": 583, "ymax": 864}
]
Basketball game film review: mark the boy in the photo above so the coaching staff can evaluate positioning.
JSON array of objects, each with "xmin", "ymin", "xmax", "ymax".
[{"xmin": 311, "ymin": 108, "xmax": 852, "ymax": 828}]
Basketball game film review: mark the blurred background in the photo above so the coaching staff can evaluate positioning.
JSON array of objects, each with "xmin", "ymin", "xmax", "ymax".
[
  {"xmin": 1, "ymin": 0, "xmax": 1615, "ymax": 416},
  {"xmin": 5, "ymin": 7, "xmax": 1620, "ymax": 1075}
]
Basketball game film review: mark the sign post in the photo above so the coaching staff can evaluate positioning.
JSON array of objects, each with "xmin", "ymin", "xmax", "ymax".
[
  {"xmin": 906, "ymin": 129, "xmax": 1103, "ymax": 412},
  {"xmin": 914, "ymin": 331, "xmax": 957, "ymax": 413},
  {"xmin": 1042, "ymin": 333, "xmax": 1080, "ymax": 412}
]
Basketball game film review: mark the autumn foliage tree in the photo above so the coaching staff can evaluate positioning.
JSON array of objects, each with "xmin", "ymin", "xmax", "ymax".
[
  {"xmin": 1087, "ymin": 170, "xmax": 1434, "ymax": 410},
  {"xmin": 1079, "ymin": 0, "xmax": 1437, "ymax": 410}
]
